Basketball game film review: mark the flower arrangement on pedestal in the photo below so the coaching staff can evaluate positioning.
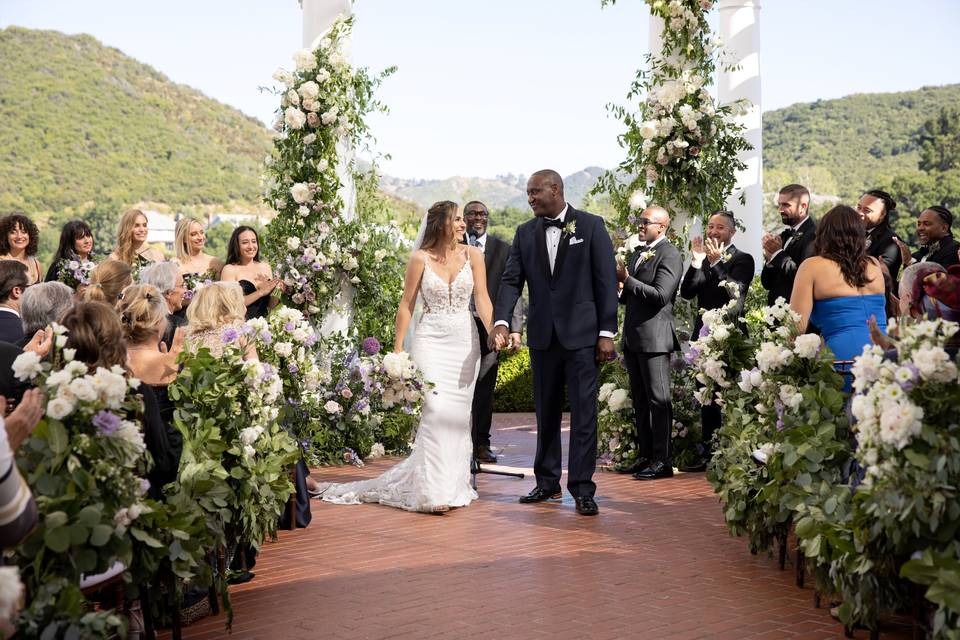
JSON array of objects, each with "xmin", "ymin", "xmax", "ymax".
[{"xmin": 596, "ymin": 0, "xmax": 752, "ymax": 247}]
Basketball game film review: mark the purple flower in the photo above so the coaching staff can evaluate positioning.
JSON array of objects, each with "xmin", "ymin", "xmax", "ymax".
[
  {"xmin": 284, "ymin": 322, "xmax": 295, "ymax": 332},
  {"xmin": 362, "ymin": 336, "xmax": 381, "ymax": 355},
  {"xmin": 776, "ymin": 418, "xmax": 785, "ymax": 431},
  {"xmin": 774, "ymin": 399, "xmax": 784, "ymax": 417},
  {"xmin": 698, "ymin": 324, "xmax": 710, "ymax": 338},
  {"xmin": 261, "ymin": 330, "xmax": 273, "ymax": 345},
  {"xmin": 139, "ymin": 478, "xmax": 151, "ymax": 495},
  {"xmin": 92, "ymin": 410, "xmax": 121, "ymax": 436},
  {"xmin": 288, "ymin": 363, "xmax": 299, "ymax": 374},
  {"xmin": 627, "ymin": 214, "xmax": 637, "ymax": 225},
  {"xmin": 305, "ymin": 333, "xmax": 318, "ymax": 348},
  {"xmin": 312, "ymin": 262, "xmax": 323, "ymax": 271},
  {"xmin": 221, "ymin": 327, "xmax": 239, "ymax": 344},
  {"xmin": 683, "ymin": 347, "xmax": 700, "ymax": 365},
  {"xmin": 403, "ymin": 405, "xmax": 414, "ymax": 415}
]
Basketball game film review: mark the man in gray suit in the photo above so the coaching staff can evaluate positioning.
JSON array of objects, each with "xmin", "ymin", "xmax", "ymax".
[
  {"xmin": 465, "ymin": 201, "xmax": 523, "ymax": 463},
  {"xmin": 617, "ymin": 206, "xmax": 683, "ymax": 481}
]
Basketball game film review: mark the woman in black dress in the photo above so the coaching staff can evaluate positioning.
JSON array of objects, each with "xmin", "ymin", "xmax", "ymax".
[{"xmin": 218, "ymin": 226, "xmax": 282, "ymax": 319}]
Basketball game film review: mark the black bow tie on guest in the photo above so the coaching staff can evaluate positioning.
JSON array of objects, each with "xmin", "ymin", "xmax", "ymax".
[{"xmin": 542, "ymin": 216, "xmax": 564, "ymax": 229}]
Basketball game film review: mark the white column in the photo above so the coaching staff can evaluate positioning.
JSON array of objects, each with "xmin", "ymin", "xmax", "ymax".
[
  {"xmin": 717, "ymin": 0, "xmax": 762, "ymax": 269},
  {"xmin": 302, "ymin": 0, "xmax": 357, "ymax": 335}
]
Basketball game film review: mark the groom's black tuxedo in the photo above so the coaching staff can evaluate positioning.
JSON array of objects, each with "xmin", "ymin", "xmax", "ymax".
[
  {"xmin": 620, "ymin": 239, "xmax": 682, "ymax": 467},
  {"xmin": 495, "ymin": 205, "xmax": 618, "ymax": 498}
]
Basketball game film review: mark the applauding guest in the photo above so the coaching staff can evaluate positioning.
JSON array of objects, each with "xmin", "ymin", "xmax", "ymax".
[
  {"xmin": 108, "ymin": 209, "xmax": 164, "ymax": 268},
  {"xmin": 220, "ymin": 226, "xmax": 281, "ymax": 320},
  {"xmin": 0, "ymin": 261, "xmax": 28, "ymax": 344},
  {"xmin": 617, "ymin": 206, "xmax": 683, "ymax": 481},
  {"xmin": 761, "ymin": 184, "xmax": 816, "ymax": 305},
  {"xmin": 856, "ymin": 190, "xmax": 902, "ymax": 279},
  {"xmin": 45, "ymin": 220, "xmax": 96, "ymax": 284},
  {"xmin": 897, "ymin": 205, "xmax": 960, "ymax": 270},
  {"xmin": 0, "ymin": 214, "xmax": 43, "ymax": 286},
  {"xmin": 790, "ymin": 206, "xmax": 886, "ymax": 389},
  {"xmin": 679, "ymin": 211, "xmax": 754, "ymax": 471}
]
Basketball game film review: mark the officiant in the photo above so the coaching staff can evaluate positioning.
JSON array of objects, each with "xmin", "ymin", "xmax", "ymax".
[{"xmin": 464, "ymin": 201, "xmax": 523, "ymax": 463}]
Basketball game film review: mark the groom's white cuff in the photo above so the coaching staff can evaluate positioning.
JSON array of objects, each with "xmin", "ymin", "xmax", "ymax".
[
  {"xmin": 494, "ymin": 320, "xmax": 509, "ymax": 329},
  {"xmin": 599, "ymin": 331, "xmax": 615, "ymax": 339}
]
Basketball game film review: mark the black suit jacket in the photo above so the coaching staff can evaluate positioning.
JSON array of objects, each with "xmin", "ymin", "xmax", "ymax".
[
  {"xmin": 495, "ymin": 206, "xmax": 618, "ymax": 351},
  {"xmin": 478, "ymin": 234, "xmax": 523, "ymax": 334},
  {"xmin": 620, "ymin": 239, "xmax": 683, "ymax": 353},
  {"xmin": 912, "ymin": 236, "xmax": 960, "ymax": 269},
  {"xmin": 866, "ymin": 226, "xmax": 902, "ymax": 279},
  {"xmin": 679, "ymin": 245, "xmax": 755, "ymax": 339},
  {"xmin": 0, "ymin": 311, "xmax": 23, "ymax": 346},
  {"xmin": 761, "ymin": 216, "xmax": 816, "ymax": 305},
  {"xmin": 0, "ymin": 341, "xmax": 28, "ymax": 405}
]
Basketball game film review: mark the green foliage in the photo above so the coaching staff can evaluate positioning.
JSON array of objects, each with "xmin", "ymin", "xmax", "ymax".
[
  {"xmin": 916, "ymin": 108, "xmax": 960, "ymax": 173},
  {"xmin": 493, "ymin": 348, "xmax": 534, "ymax": 412}
]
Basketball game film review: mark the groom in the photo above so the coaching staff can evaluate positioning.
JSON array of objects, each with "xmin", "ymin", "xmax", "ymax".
[{"xmin": 489, "ymin": 170, "xmax": 618, "ymax": 516}]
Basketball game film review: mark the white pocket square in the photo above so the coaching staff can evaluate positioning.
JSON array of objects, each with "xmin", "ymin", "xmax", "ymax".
[{"xmin": 568, "ymin": 237, "xmax": 584, "ymax": 246}]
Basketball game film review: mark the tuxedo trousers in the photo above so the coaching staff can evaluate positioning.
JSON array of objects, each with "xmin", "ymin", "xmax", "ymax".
[
  {"xmin": 529, "ymin": 332, "xmax": 599, "ymax": 498},
  {"xmin": 623, "ymin": 350, "xmax": 673, "ymax": 464},
  {"xmin": 471, "ymin": 317, "xmax": 499, "ymax": 449}
]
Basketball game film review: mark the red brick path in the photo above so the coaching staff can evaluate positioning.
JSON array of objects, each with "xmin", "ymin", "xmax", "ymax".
[{"xmin": 170, "ymin": 414, "xmax": 910, "ymax": 639}]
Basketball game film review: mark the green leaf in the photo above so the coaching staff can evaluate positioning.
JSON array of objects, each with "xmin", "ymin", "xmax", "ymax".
[
  {"xmin": 45, "ymin": 511, "xmax": 69, "ymax": 529},
  {"xmin": 47, "ymin": 420, "xmax": 70, "ymax": 455},
  {"xmin": 130, "ymin": 527, "xmax": 164, "ymax": 548},
  {"xmin": 44, "ymin": 525, "xmax": 71, "ymax": 552},
  {"xmin": 76, "ymin": 505, "xmax": 102, "ymax": 527},
  {"xmin": 89, "ymin": 524, "xmax": 114, "ymax": 547},
  {"xmin": 903, "ymin": 449, "xmax": 929, "ymax": 469}
]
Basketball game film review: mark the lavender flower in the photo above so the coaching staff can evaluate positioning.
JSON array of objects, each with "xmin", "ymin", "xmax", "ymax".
[
  {"xmin": 139, "ymin": 478, "xmax": 151, "ymax": 495},
  {"xmin": 92, "ymin": 410, "xmax": 122, "ymax": 436},
  {"xmin": 362, "ymin": 336, "xmax": 381, "ymax": 355},
  {"xmin": 698, "ymin": 324, "xmax": 710, "ymax": 338},
  {"xmin": 288, "ymin": 363, "xmax": 299, "ymax": 374},
  {"xmin": 221, "ymin": 327, "xmax": 240, "ymax": 344},
  {"xmin": 284, "ymin": 322, "xmax": 296, "ymax": 332}
]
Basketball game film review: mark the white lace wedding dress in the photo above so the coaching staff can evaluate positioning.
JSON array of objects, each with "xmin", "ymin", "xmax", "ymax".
[{"xmin": 318, "ymin": 254, "xmax": 480, "ymax": 512}]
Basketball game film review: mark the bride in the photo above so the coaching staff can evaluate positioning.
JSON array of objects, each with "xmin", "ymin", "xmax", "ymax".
[{"xmin": 316, "ymin": 200, "xmax": 496, "ymax": 513}]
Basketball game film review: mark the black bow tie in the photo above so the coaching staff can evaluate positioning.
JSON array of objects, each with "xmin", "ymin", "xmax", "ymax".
[{"xmin": 542, "ymin": 217, "xmax": 563, "ymax": 229}]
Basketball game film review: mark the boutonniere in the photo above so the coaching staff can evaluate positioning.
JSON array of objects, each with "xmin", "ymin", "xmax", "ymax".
[
  {"xmin": 637, "ymin": 249, "xmax": 656, "ymax": 265},
  {"xmin": 717, "ymin": 250, "xmax": 732, "ymax": 263},
  {"xmin": 562, "ymin": 220, "xmax": 577, "ymax": 237}
]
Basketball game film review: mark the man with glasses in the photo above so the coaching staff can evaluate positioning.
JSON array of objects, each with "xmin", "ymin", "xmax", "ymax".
[
  {"xmin": 464, "ymin": 201, "xmax": 523, "ymax": 464},
  {"xmin": 616, "ymin": 206, "xmax": 682, "ymax": 481}
]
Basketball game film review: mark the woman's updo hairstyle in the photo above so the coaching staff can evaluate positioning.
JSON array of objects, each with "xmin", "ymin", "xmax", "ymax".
[
  {"xmin": 82, "ymin": 260, "xmax": 133, "ymax": 306},
  {"xmin": 117, "ymin": 284, "xmax": 167, "ymax": 344}
]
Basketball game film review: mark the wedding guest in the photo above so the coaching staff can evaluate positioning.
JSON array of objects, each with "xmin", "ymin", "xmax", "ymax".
[
  {"xmin": 897, "ymin": 205, "xmax": 960, "ymax": 269},
  {"xmin": 679, "ymin": 210, "xmax": 754, "ymax": 472},
  {"xmin": 617, "ymin": 206, "xmax": 682, "ymax": 480},
  {"xmin": 108, "ymin": 209, "xmax": 164, "ymax": 268},
  {"xmin": 117, "ymin": 285, "xmax": 183, "ymax": 498},
  {"xmin": 760, "ymin": 184, "xmax": 816, "ymax": 305},
  {"xmin": 464, "ymin": 200, "xmax": 523, "ymax": 463},
  {"xmin": 139, "ymin": 262, "xmax": 188, "ymax": 350},
  {"xmin": 0, "ymin": 214, "xmax": 43, "ymax": 286},
  {"xmin": 186, "ymin": 281, "xmax": 257, "ymax": 360},
  {"xmin": 175, "ymin": 217, "xmax": 223, "ymax": 278},
  {"xmin": 220, "ymin": 226, "xmax": 281, "ymax": 320},
  {"xmin": 899, "ymin": 262, "xmax": 948, "ymax": 318},
  {"xmin": 81, "ymin": 260, "xmax": 133, "ymax": 307},
  {"xmin": 44, "ymin": 220, "xmax": 96, "ymax": 283},
  {"xmin": 790, "ymin": 206, "xmax": 886, "ymax": 389},
  {"xmin": 0, "ymin": 261, "xmax": 28, "ymax": 344},
  {"xmin": 0, "ymin": 389, "xmax": 44, "ymax": 546},
  {"xmin": 20, "ymin": 281, "xmax": 74, "ymax": 341},
  {"xmin": 856, "ymin": 189, "xmax": 902, "ymax": 279}
]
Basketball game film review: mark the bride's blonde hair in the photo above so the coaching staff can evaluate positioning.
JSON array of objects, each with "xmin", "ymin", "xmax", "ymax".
[{"xmin": 418, "ymin": 201, "xmax": 459, "ymax": 253}]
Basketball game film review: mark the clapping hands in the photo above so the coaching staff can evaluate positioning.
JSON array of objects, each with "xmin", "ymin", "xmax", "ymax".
[{"xmin": 761, "ymin": 233, "xmax": 783, "ymax": 259}]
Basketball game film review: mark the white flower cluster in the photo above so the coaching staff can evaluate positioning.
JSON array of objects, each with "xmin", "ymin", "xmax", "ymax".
[
  {"xmin": 239, "ymin": 425, "xmax": 265, "ymax": 458},
  {"xmin": 688, "ymin": 299, "xmax": 739, "ymax": 399},
  {"xmin": 599, "ymin": 382, "xmax": 632, "ymax": 413},
  {"xmin": 381, "ymin": 352, "xmax": 422, "ymax": 408},
  {"xmin": 113, "ymin": 502, "xmax": 146, "ymax": 530},
  {"xmin": 0, "ymin": 566, "xmax": 23, "ymax": 622}
]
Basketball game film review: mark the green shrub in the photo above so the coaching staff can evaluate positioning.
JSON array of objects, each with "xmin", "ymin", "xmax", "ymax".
[{"xmin": 494, "ymin": 348, "xmax": 535, "ymax": 412}]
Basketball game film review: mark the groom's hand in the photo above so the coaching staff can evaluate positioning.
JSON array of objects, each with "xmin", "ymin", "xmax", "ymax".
[
  {"xmin": 595, "ymin": 337, "xmax": 615, "ymax": 364},
  {"xmin": 488, "ymin": 325, "xmax": 509, "ymax": 352}
]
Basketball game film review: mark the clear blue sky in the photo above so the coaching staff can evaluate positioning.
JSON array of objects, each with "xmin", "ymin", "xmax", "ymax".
[{"xmin": 3, "ymin": 0, "xmax": 959, "ymax": 179}]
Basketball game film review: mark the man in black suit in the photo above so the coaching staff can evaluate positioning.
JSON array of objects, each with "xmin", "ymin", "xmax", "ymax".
[
  {"xmin": 857, "ymin": 190, "xmax": 902, "ymax": 279},
  {"xmin": 490, "ymin": 170, "xmax": 619, "ymax": 516},
  {"xmin": 760, "ymin": 184, "xmax": 816, "ymax": 305},
  {"xmin": 464, "ymin": 200, "xmax": 523, "ymax": 463},
  {"xmin": 617, "ymin": 206, "xmax": 683, "ymax": 481},
  {"xmin": 679, "ymin": 210, "xmax": 755, "ymax": 471},
  {"xmin": 0, "ymin": 261, "xmax": 28, "ymax": 345},
  {"xmin": 900, "ymin": 205, "xmax": 960, "ymax": 269}
]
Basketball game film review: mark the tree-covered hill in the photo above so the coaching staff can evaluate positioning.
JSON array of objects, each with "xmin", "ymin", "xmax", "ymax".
[{"xmin": 0, "ymin": 26, "xmax": 274, "ymax": 216}]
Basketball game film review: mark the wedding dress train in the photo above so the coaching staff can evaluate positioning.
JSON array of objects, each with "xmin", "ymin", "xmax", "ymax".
[{"xmin": 318, "ymin": 255, "xmax": 480, "ymax": 512}]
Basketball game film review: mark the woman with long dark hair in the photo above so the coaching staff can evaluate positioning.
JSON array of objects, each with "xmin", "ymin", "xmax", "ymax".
[
  {"xmin": 45, "ymin": 220, "xmax": 96, "ymax": 284},
  {"xmin": 315, "ymin": 200, "xmax": 494, "ymax": 513},
  {"xmin": 856, "ymin": 189, "xmax": 902, "ymax": 279},
  {"xmin": 790, "ymin": 205, "xmax": 887, "ymax": 383},
  {"xmin": 219, "ymin": 226, "xmax": 281, "ymax": 319}
]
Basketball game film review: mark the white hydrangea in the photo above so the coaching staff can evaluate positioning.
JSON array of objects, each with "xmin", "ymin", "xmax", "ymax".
[
  {"xmin": 877, "ymin": 400, "xmax": 924, "ymax": 450},
  {"xmin": 598, "ymin": 382, "xmax": 617, "ymax": 403},
  {"xmin": 608, "ymin": 388, "xmax": 632, "ymax": 412},
  {"xmin": 793, "ymin": 334, "xmax": 821, "ymax": 359}
]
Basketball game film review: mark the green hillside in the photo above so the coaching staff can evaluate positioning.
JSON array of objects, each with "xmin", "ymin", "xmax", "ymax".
[
  {"xmin": 0, "ymin": 26, "xmax": 274, "ymax": 216},
  {"xmin": 763, "ymin": 84, "xmax": 960, "ymax": 198}
]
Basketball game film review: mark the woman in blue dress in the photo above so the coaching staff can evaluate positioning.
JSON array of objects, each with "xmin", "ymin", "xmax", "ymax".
[{"xmin": 790, "ymin": 205, "xmax": 887, "ymax": 388}]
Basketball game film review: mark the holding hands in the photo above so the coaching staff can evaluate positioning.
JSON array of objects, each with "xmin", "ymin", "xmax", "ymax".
[{"xmin": 487, "ymin": 325, "xmax": 510, "ymax": 351}]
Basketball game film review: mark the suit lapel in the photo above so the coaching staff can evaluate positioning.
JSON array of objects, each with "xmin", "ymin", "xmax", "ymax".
[
  {"xmin": 533, "ymin": 219, "xmax": 551, "ymax": 282},
  {"xmin": 551, "ymin": 207, "xmax": 576, "ymax": 286}
]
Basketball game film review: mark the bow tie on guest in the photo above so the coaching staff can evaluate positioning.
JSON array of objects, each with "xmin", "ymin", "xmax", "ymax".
[
  {"xmin": 542, "ymin": 216, "xmax": 564, "ymax": 229},
  {"xmin": 782, "ymin": 228, "xmax": 795, "ymax": 239}
]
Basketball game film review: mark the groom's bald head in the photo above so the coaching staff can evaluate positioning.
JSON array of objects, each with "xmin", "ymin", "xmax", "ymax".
[
  {"xmin": 531, "ymin": 169, "xmax": 564, "ymax": 194},
  {"xmin": 527, "ymin": 170, "xmax": 566, "ymax": 218}
]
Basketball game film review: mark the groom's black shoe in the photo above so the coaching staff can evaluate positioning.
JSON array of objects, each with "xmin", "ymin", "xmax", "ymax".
[
  {"xmin": 613, "ymin": 457, "xmax": 651, "ymax": 474},
  {"xmin": 518, "ymin": 487, "xmax": 562, "ymax": 503},
  {"xmin": 474, "ymin": 446, "xmax": 498, "ymax": 464},
  {"xmin": 575, "ymin": 496, "xmax": 599, "ymax": 516},
  {"xmin": 634, "ymin": 461, "xmax": 674, "ymax": 480}
]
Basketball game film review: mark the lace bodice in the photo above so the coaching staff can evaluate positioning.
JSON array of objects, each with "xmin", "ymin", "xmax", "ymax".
[{"xmin": 420, "ymin": 257, "xmax": 473, "ymax": 316}]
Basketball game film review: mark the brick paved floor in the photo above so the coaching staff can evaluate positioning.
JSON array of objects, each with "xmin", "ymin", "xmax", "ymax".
[{"xmin": 170, "ymin": 414, "xmax": 912, "ymax": 640}]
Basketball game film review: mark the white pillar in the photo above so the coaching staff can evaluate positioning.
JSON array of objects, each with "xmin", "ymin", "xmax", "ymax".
[
  {"xmin": 302, "ymin": 0, "xmax": 357, "ymax": 335},
  {"xmin": 717, "ymin": 0, "xmax": 763, "ymax": 269}
]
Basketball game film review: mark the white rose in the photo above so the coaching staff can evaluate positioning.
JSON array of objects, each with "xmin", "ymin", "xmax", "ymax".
[
  {"xmin": 67, "ymin": 377, "xmax": 98, "ymax": 403},
  {"xmin": 284, "ymin": 107, "xmax": 307, "ymax": 130},
  {"xmin": 243, "ymin": 444, "xmax": 256, "ymax": 458},
  {"xmin": 710, "ymin": 325, "xmax": 729, "ymax": 342},
  {"xmin": 794, "ymin": 334, "xmax": 821, "ymax": 359},
  {"xmin": 12, "ymin": 351, "xmax": 43, "ymax": 381},
  {"xmin": 321, "ymin": 108, "xmax": 339, "ymax": 125},
  {"xmin": 608, "ymin": 388, "xmax": 631, "ymax": 412},
  {"xmin": 286, "ymin": 89, "xmax": 300, "ymax": 106},
  {"xmin": 46, "ymin": 396, "xmax": 75, "ymax": 420},
  {"xmin": 315, "ymin": 68, "xmax": 331, "ymax": 84},
  {"xmin": 639, "ymin": 120, "xmax": 659, "ymax": 140},
  {"xmin": 303, "ymin": 133, "xmax": 316, "ymax": 145},
  {"xmin": 298, "ymin": 80, "xmax": 320, "ymax": 101},
  {"xmin": 275, "ymin": 342, "xmax": 294, "ymax": 358},
  {"xmin": 0, "ymin": 566, "xmax": 24, "ymax": 622},
  {"xmin": 272, "ymin": 68, "xmax": 294, "ymax": 86},
  {"xmin": 290, "ymin": 182, "xmax": 312, "ymax": 204},
  {"xmin": 382, "ymin": 353, "xmax": 405, "ymax": 379},
  {"xmin": 287, "ymin": 237, "xmax": 301, "ymax": 251},
  {"xmin": 368, "ymin": 443, "xmax": 385, "ymax": 458},
  {"xmin": 239, "ymin": 427, "xmax": 260, "ymax": 446},
  {"xmin": 293, "ymin": 48, "xmax": 318, "ymax": 72},
  {"xmin": 598, "ymin": 382, "xmax": 616, "ymax": 403}
]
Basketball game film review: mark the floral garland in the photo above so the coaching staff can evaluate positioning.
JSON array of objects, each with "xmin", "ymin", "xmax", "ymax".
[
  {"xmin": 261, "ymin": 16, "xmax": 399, "ymax": 324},
  {"xmin": 596, "ymin": 0, "xmax": 751, "ymax": 249}
]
